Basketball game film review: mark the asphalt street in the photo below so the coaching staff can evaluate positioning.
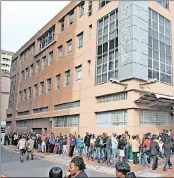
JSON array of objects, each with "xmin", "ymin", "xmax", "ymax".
[{"xmin": 1, "ymin": 148, "xmax": 113, "ymax": 177}]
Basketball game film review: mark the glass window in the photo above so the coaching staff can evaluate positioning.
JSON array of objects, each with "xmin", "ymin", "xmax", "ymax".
[
  {"xmin": 56, "ymin": 74, "xmax": 61, "ymax": 89},
  {"xmin": 67, "ymin": 39, "xmax": 72, "ymax": 54},
  {"xmin": 47, "ymin": 78, "xmax": 51, "ymax": 92},
  {"xmin": 148, "ymin": 8, "xmax": 172, "ymax": 84},
  {"xmin": 88, "ymin": 1, "xmax": 92, "ymax": 16},
  {"xmin": 77, "ymin": 32, "xmax": 83, "ymax": 48},
  {"xmin": 40, "ymin": 81, "xmax": 44, "ymax": 95},
  {"xmin": 75, "ymin": 65, "xmax": 82, "ymax": 83},
  {"xmin": 65, "ymin": 70, "xmax": 70, "ymax": 86},
  {"xmin": 58, "ymin": 45, "xmax": 63, "ymax": 59},
  {"xmin": 96, "ymin": 110, "xmax": 127, "ymax": 126},
  {"xmin": 69, "ymin": 11, "xmax": 74, "ymax": 24},
  {"xmin": 48, "ymin": 51, "xmax": 53, "ymax": 65},
  {"xmin": 79, "ymin": 2, "xmax": 84, "ymax": 17},
  {"xmin": 42, "ymin": 56, "xmax": 46, "ymax": 68}
]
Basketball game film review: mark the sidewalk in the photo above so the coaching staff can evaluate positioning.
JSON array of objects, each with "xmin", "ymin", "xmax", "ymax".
[{"xmin": 3, "ymin": 145, "xmax": 174, "ymax": 177}]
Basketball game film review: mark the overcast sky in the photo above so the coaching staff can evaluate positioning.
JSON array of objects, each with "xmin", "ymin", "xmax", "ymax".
[{"xmin": 2, "ymin": 1, "xmax": 70, "ymax": 53}]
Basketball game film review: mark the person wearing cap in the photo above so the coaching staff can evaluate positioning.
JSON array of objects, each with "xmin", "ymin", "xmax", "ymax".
[
  {"xmin": 26, "ymin": 136, "xmax": 34, "ymax": 160},
  {"xmin": 17, "ymin": 135, "xmax": 27, "ymax": 163},
  {"xmin": 65, "ymin": 156, "xmax": 88, "ymax": 178},
  {"xmin": 115, "ymin": 162, "xmax": 136, "ymax": 178}
]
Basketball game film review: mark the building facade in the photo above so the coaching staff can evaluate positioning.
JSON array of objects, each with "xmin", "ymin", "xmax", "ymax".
[
  {"xmin": 1, "ymin": 50, "xmax": 14, "ymax": 74},
  {"xmin": 1, "ymin": 50, "xmax": 14, "ymax": 133},
  {"xmin": 6, "ymin": 0, "xmax": 174, "ymax": 136}
]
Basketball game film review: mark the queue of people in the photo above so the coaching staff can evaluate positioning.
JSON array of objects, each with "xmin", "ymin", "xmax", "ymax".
[{"xmin": 4, "ymin": 129, "xmax": 174, "ymax": 172}]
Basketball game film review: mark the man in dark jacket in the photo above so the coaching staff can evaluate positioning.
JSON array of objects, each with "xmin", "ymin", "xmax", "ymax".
[
  {"xmin": 84, "ymin": 132, "xmax": 90, "ymax": 158},
  {"xmin": 95, "ymin": 135, "xmax": 103, "ymax": 163},
  {"xmin": 150, "ymin": 135, "xmax": 160, "ymax": 170},
  {"xmin": 162, "ymin": 140, "xmax": 173, "ymax": 171}
]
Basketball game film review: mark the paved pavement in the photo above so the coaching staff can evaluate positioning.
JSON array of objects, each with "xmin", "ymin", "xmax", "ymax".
[{"xmin": 2, "ymin": 145, "xmax": 174, "ymax": 177}]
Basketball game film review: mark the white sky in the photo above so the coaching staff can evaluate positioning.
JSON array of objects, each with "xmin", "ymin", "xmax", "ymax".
[{"xmin": 2, "ymin": 1, "xmax": 70, "ymax": 53}]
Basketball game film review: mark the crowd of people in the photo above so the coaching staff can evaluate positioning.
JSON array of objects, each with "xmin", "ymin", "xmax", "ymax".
[
  {"xmin": 48, "ymin": 157, "xmax": 136, "ymax": 178},
  {"xmin": 4, "ymin": 129, "xmax": 174, "ymax": 172}
]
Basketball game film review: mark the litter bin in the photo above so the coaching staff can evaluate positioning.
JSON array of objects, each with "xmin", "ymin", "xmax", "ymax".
[{"xmin": 128, "ymin": 145, "xmax": 133, "ymax": 161}]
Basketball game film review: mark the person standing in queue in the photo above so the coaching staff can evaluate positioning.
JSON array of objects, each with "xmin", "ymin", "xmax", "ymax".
[{"xmin": 69, "ymin": 133, "xmax": 76, "ymax": 157}]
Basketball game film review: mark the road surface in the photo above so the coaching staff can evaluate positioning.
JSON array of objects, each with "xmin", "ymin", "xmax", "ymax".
[{"xmin": 1, "ymin": 148, "xmax": 113, "ymax": 177}]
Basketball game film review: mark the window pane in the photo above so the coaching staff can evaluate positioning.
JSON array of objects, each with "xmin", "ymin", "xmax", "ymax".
[
  {"xmin": 153, "ymin": 61, "xmax": 159, "ymax": 70},
  {"xmin": 153, "ymin": 70, "xmax": 159, "ymax": 80},
  {"xmin": 160, "ymin": 63, "xmax": 165, "ymax": 72}
]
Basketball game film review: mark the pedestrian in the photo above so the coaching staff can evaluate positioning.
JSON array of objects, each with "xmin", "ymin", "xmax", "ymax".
[
  {"xmin": 57, "ymin": 134, "xmax": 63, "ymax": 155},
  {"xmin": 118, "ymin": 134, "xmax": 127, "ymax": 162},
  {"xmin": 77, "ymin": 135, "xmax": 84, "ymax": 157},
  {"xmin": 162, "ymin": 140, "xmax": 173, "ymax": 171},
  {"xmin": 14, "ymin": 133, "xmax": 18, "ymax": 146},
  {"xmin": 50, "ymin": 133, "xmax": 56, "ymax": 153},
  {"xmin": 63, "ymin": 135, "xmax": 67, "ymax": 155},
  {"xmin": 49, "ymin": 167, "xmax": 63, "ymax": 178},
  {"xmin": 45, "ymin": 134, "xmax": 50, "ymax": 153},
  {"xmin": 111, "ymin": 133, "xmax": 119, "ymax": 167},
  {"xmin": 124, "ymin": 131, "xmax": 131, "ymax": 162},
  {"xmin": 150, "ymin": 134, "xmax": 159, "ymax": 170},
  {"xmin": 115, "ymin": 162, "xmax": 136, "ymax": 178},
  {"xmin": 65, "ymin": 156, "xmax": 88, "ymax": 178},
  {"xmin": 41, "ymin": 133, "xmax": 46, "ymax": 153},
  {"xmin": 95, "ymin": 135, "xmax": 103, "ymax": 164},
  {"xmin": 88, "ymin": 134, "xmax": 95, "ymax": 161},
  {"xmin": 69, "ymin": 133, "xmax": 76, "ymax": 157},
  {"xmin": 132, "ymin": 135, "xmax": 140, "ymax": 164},
  {"xmin": 37, "ymin": 135, "xmax": 42, "ymax": 152},
  {"xmin": 17, "ymin": 135, "xmax": 27, "ymax": 163},
  {"xmin": 26, "ymin": 136, "xmax": 34, "ymax": 160},
  {"xmin": 67, "ymin": 134, "xmax": 71, "ymax": 157},
  {"xmin": 141, "ymin": 145, "xmax": 150, "ymax": 168},
  {"xmin": 106, "ymin": 134, "xmax": 112, "ymax": 165},
  {"xmin": 84, "ymin": 132, "xmax": 90, "ymax": 158}
]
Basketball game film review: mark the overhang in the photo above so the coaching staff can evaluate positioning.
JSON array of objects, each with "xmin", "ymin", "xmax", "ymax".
[{"xmin": 135, "ymin": 93, "xmax": 174, "ymax": 107}]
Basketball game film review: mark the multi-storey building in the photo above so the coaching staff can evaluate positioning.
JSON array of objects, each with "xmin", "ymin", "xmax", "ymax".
[
  {"xmin": 1, "ymin": 50, "xmax": 14, "ymax": 74},
  {"xmin": 1, "ymin": 50, "xmax": 14, "ymax": 133},
  {"xmin": 6, "ymin": 1, "xmax": 174, "ymax": 136}
]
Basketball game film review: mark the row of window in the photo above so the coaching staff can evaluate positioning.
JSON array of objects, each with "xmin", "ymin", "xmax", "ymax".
[
  {"xmin": 1, "ymin": 63, "xmax": 10, "ymax": 68},
  {"xmin": 19, "ymin": 65, "xmax": 83, "ymax": 101},
  {"xmin": 20, "ymin": 44, "xmax": 35, "ymax": 64},
  {"xmin": 15, "ymin": 109, "xmax": 171, "ymax": 128},
  {"xmin": 2, "ymin": 58, "xmax": 11, "ymax": 62},
  {"xmin": 54, "ymin": 101, "xmax": 80, "ymax": 111},
  {"xmin": 59, "ymin": 1, "xmax": 109, "ymax": 32},
  {"xmin": 97, "ymin": 92, "xmax": 127, "ymax": 103},
  {"xmin": 21, "ymin": 30, "xmax": 89, "ymax": 81}
]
